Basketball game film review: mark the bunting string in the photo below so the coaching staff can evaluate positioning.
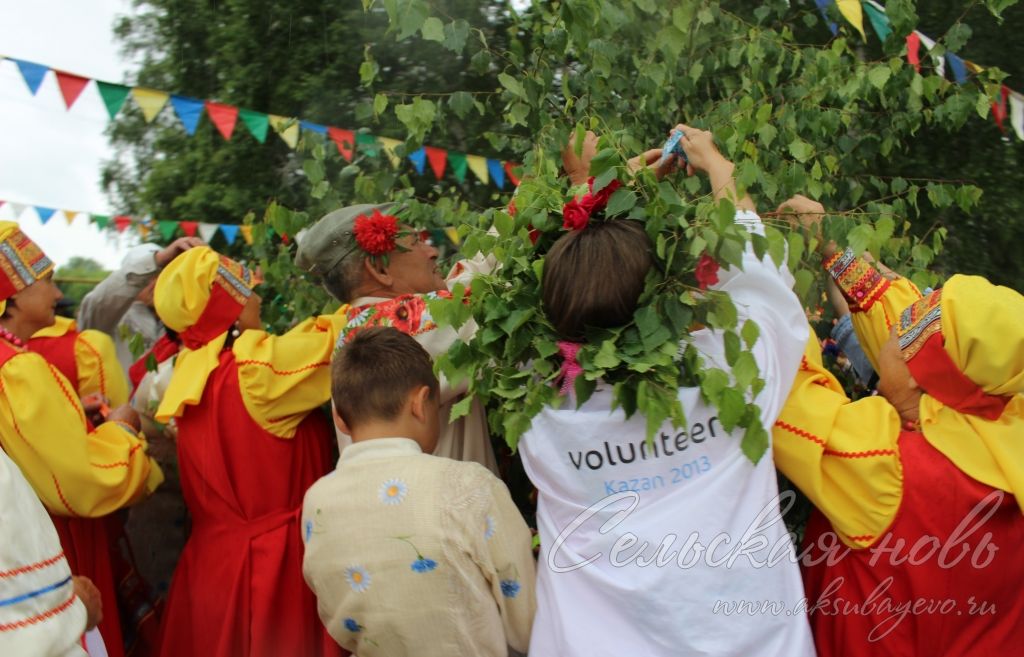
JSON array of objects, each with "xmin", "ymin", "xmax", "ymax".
[
  {"xmin": 0, "ymin": 56, "xmax": 523, "ymax": 190},
  {"xmin": 816, "ymin": 0, "xmax": 1024, "ymax": 139}
]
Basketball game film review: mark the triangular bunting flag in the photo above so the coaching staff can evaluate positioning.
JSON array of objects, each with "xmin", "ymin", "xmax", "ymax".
[
  {"xmin": 906, "ymin": 32, "xmax": 921, "ymax": 72},
  {"xmin": 113, "ymin": 215, "xmax": 133, "ymax": 233},
  {"xmin": 356, "ymin": 133, "xmax": 379, "ymax": 156},
  {"xmin": 408, "ymin": 148, "xmax": 427, "ymax": 175},
  {"xmin": 835, "ymin": 0, "xmax": 866, "ymax": 40},
  {"xmin": 91, "ymin": 214, "xmax": 110, "ymax": 229},
  {"xmin": 964, "ymin": 60, "xmax": 986, "ymax": 75},
  {"xmin": 198, "ymin": 222, "xmax": 220, "ymax": 243},
  {"xmin": 268, "ymin": 115, "xmax": 299, "ymax": 149},
  {"xmin": 137, "ymin": 224, "xmax": 151, "ymax": 239},
  {"xmin": 328, "ymin": 128, "xmax": 355, "ymax": 161},
  {"xmin": 916, "ymin": 32, "xmax": 945, "ymax": 78},
  {"xmin": 992, "ymin": 85, "xmax": 1010, "ymax": 132},
  {"xmin": 1009, "ymin": 91, "xmax": 1024, "ymax": 141},
  {"xmin": 54, "ymin": 71, "xmax": 90, "ymax": 109},
  {"xmin": 814, "ymin": 0, "xmax": 838, "ymax": 36},
  {"xmin": 862, "ymin": 2, "xmax": 891, "ymax": 42},
  {"xmin": 206, "ymin": 101, "xmax": 239, "ymax": 140},
  {"xmin": 239, "ymin": 109, "xmax": 269, "ymax": 143},
  {"xmin": 300, "ymin": 121, "xmax": 327, "ymax": 135},
  {"xmin": 131, "ymin": 88, "xmax": 170, "ymax": 122},
  {"xmin": 448, "ymin": 152, "xmax": 468, "ymax": 183},
  {"xmin": 62, "ymin": 210, "xmax": 77, "ymax": 225},
  {"xmin": 425, "ymin": 146, "xmax": 447, "ymax": 180},
  {"xmin": 178, "ymin": 221, "xmax": 198, "ymax": 237},
  {"xmin": 35, "ymin": 207, "xmax": 56, "ymax": 224},
  {"xmin": 377, "ymin": 137, "xmax": 402, "ymax": 168},
  {"xmin": 466, "ymin": 155, "xmax": 489, "ymax": 184},
  {"xmin": 96, "ymin": 82, "xmax": 131, "ymax": 119},
  {"xmin": 487, "ymin": 159, "xmax": 505, "ymax": 189},
  {"xmin": 239, "ymin": 225, "xmax": 254, "ymax": 245},
  {"xmin": 504, "ymin": 162, "xmax": 522, "ymax": 187},
  {"xmin": 170, "ymin": 95, "xmax": 205, "ymax": 135},
  {"xmin": 8, "ymin": 203, "xmax": 26, "ymax": 218},
  {"xmin": 12, "ymin": 59, "xmax": 48, "ymax": 95},
  {"xmin": 444, "ymin": 227, "xmax": 461, "ymax": 246},
  {"xmin": 157, "ymin": 220, "xmax": 179, "ymax": 241},
  {"xmin": 946, "ymin": 53, "xmax": 968, "ymax": 84},
  {"xmin": 220, "ymin": 224, "xmax": 240, "ymax": 245}
]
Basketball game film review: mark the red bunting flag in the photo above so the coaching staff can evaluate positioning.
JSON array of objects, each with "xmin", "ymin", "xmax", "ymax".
[
  {"xmin": 179, "ymin": 221, "xmax": 199, "ymax": 237},
  {"xmin": 906, "ymin": 32, "xmax": 921, "ymax": 73},
  {"xmin": 424, "ymin": 146, "xmax": 447, "ymax": 180},
  {"xmin": 328, "ymin": 127, "xmax": 355, "ymax": 161},
  {"xmin": 504, "ymin": 161, "xmax": 522, "ymax": 187},
  {"xmin": 205, "ymin": 102, "xmax": 239, "ymax": 140},
  {"xmin": 992, "ymin": 85, "xmax": 1010, "ymax": 133},
  {"xmin": 113, "ymin": 215, "xmax": 133, "ymax": 233},
  {"xmin": 54, "ymin": 71, "xmax": 90, "ymax": 109}
]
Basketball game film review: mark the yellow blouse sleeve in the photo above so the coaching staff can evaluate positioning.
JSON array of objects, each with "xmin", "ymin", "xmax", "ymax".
[
  {"xmin": 74, "ymin": 329, "xmax": 130, "ymax": 406},
  {"xmin": 0, "ymin": 352, "xmax": 163, "ymax": 517},
  {"xmin": 772, "ymin": 329, "xmax": 903, "ymax": 548},
  {"xmin": 823, "ymin": 248, "xmax": 923, "ymax": 369},
  {"xmin": 233, "ymin": 312, "xmax": 345, "ymax": 438}
]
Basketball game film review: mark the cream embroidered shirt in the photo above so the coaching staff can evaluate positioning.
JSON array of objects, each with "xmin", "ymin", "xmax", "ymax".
[{"xmin": 301, "ymin": 438, "xmax": 535, "ymax": 657}]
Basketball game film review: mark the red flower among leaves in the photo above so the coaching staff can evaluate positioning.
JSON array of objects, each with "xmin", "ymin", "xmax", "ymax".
[
  {"xmin": 561, "ymin": 177, "xmax": 623, "ymax": 231},
  {"xmin": 695, "ymin": 253, "xmax": 720, "ymax": 290},
  {"xmin": 353, "ymin": 209, "xmax": 400, "ymax": 256}
]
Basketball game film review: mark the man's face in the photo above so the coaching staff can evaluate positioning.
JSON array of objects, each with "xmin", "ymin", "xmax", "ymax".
[{"xmin": 382, "ymin": 227, "xmax": 446, "ymax": 295}]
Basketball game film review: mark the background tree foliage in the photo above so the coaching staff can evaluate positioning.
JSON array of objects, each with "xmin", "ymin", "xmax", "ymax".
[{"xmin": 106, "ymin": 0, "xmax": 1020, "ymax": 452}]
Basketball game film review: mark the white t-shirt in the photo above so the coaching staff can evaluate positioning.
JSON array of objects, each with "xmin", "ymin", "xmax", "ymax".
[{"xmin": 519, "ymin": 211, "xmax": 815, "ymax": 657}]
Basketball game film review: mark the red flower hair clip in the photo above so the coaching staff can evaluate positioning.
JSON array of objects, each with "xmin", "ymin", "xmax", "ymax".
[
  {"xmin": 562, "ymin": 177, "xmax": 622, "ymax": 231},
  {"xmin": 353, "ymin": 209, "xmax": 400, "ymax": 256}
]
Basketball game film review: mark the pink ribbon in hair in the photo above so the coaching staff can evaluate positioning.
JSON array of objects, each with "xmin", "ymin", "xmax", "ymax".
[{"xmin": 557, "ymin": 341, "xmax": 583, "ymax": 396}]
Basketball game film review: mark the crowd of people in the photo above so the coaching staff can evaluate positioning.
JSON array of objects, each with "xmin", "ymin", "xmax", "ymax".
[{"xmin": 1, "ymin": 121, "xmax": 1021, "ymax": 657}]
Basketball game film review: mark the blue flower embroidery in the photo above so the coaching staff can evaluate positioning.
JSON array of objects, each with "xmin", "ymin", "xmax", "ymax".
[
  {"xmin": 344, "ymin": 566, "xmax": 371, "ymax": 593},
  {"xmin": 411, "ymin": 557, "xmax": 437, "ymax": 573},
  {"xmin": 379, "ymin": 479, "xmax": 408, "ymax": 505},
  {"xmin": 304, "ymin": 520, "xmax": 313, "ymax": 543},
  {"xmin": 484, "ymin": 515, "xmax": 496, "ymax": 540},
  {"xmin": 500, "ymin": 579, "xmax": 521, "ymax": 598},
  {"xmin": 344, "ymin": 618, "xmax": 362, "ymax": 633}
]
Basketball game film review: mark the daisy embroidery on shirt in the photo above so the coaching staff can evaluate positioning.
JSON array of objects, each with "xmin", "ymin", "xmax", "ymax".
[
  {"xmin": 345, "ymin": 565, "xmax": 372, "ymax": 592},
  {"xmin": 379, "ymin": 479, "xmax": 408, "ymax": 505},
  {"xmin": 500, "ymin": 579, "xmax": 521, "ymax": 598}
]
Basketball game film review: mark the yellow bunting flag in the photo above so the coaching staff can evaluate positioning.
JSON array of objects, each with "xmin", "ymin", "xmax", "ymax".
[
  {"xmin": 137, "ymin": 223, "xmax": 151, "ymax": 239},
  {"xmin": 131, "ymin": 87, "xmax": 170, "ymax": 123},
  {"xmin": 239, "ymin": 225, "xmax": 254, "ymax": 245},
  {"xmin": 444, "ymin": 227, "xmax": 461, "ymax": 246},
  {"xmin": 836, "ymin": 0, "xmax": 866, "ymax": 40},
  {"xmin": 268, "ymin": 115, "xmax": 299, "ymax": 149},
  {"xmin": 377, "ymin": 137, "xmax": 402, "ymax": 168},
  {"xmin": 62, "ymin": 210, "xmax": 77, "ymax": 225},
  {"xmin": 466, "ymin": 155, "xmax": 489, "ymax": 184}
]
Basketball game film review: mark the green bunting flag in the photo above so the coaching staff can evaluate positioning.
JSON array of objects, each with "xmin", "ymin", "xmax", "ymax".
[
  {"xmin": 157, "ymin": 220, "xmax": 179, "ymax": 241},
  {"xmin": 96, "ymin": 82, "xmax": 131, "ymax": 120},
  {"xmin": 239, "ymin": 109, "xmax": 269, "ymax": 143},
  {"xmin": 863, "ymin": 3, "xmax": 892, "ymax": 42},
  {"xmin": 91, "ymin": 214, "xmax": 110, "ymax": 229},
  {"xmin": 356, "ymin": 133, "xmax": 379, "ymax": 156},
  {"xmin": 448, "ymin": 152, "xmax": 468, "ymax": 183}
]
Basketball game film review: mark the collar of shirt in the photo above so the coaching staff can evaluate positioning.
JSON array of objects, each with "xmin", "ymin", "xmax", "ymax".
[{"xmin": 340, "ymin": 437, "xmax": 423, "ymax": 465}]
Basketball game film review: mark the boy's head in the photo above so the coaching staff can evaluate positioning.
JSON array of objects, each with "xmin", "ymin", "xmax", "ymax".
[
  {"xmin": 542, "ymin": 220, "xmax": 653, "ymax": 340},
  {"xmin": 332, "ymin": 326, "xmax": 441, "ymax": 451}
]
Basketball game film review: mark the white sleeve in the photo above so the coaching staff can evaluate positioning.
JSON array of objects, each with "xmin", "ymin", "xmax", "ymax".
[
  {"xmin": 712, "ymin": 210, "xmax": 808, "ymax": 425},
  {"xmin": 77, "ymin": 244, "xmax": 161, "ymax": 334}
]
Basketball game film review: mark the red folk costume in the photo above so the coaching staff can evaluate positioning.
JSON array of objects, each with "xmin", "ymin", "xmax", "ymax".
[
  {"xmin": 29, "ymin": 315, "xmax": 130, "ymax": 407},
  {"xmin": 772, "ymin": 248, "xmax": 1024, "ymax": 656},
  {"xmin": 0, "ymin": 223, "xmax": 163, "ymax": 657},
  {"xmin": 152, "ymin": 247, "xmax": 345, "ymax": 657}
]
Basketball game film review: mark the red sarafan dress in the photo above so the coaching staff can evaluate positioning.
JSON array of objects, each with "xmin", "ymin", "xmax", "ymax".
[{"xmin": 154, "ymin": 325, "xmax": 347, "ymax": 657}]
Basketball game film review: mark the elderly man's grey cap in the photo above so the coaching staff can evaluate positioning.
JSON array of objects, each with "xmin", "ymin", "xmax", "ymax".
[{"xmin": 294, "ymin": 202, "xmax": 396, "ymax": 277}]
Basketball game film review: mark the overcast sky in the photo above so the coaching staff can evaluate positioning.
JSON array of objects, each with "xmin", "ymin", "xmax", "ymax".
[{"xmin": 0, "ymin": 0, "xmax": 135, "ymax": 268}]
